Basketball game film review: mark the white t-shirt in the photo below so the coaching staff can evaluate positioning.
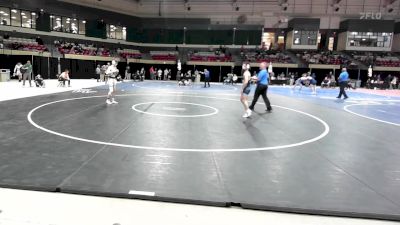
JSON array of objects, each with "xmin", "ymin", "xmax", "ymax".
[
  {"xmin": 106, "ymin": 65, "xmax": 119, "ymax": 77},
  {"xmin": 60, "ymin": 72, "xmax": 69, "ymax": 79}
]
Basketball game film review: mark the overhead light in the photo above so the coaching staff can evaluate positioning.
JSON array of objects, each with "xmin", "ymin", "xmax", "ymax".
[
  {"xmin": 22, "ymin": 16, "xmax": 27, "ymax": 19},
  {"xmin": 82, "ymin": 20, "xmax": 86, "ymax": 23},
  {"xmin": 11, "ymin": 16, "xmax": 16, "ymax": 19},
  {"xmin": 3, "ymin": 13, "xmax": 8, "ymax": 16},
  {"xmin": 56, "ymin": 18, "xmax": 61, "ymax": 21},
  {"xmin": 66, "ymin": 18, "xmax": 70, "ymax": 20},
  {"xmin": 362, "ymin": 38, "xmax": 366, "ymax": 41},
  {"xmin": 21, "ymin": 12, "xmax": 25, "ymax": 15},
  {"xmin": 123, "ymin": 27, "xmax": 126, "ymax": 30},
  {"xmin": 66, "ymin": 21, "xmax": 70, "ymax": 23},
  {"xmin": 50, "ymin": 15, "xmax": 54, "ymax": 18},
  {"xmin": 294, "ymin": 30, "xmax": 298, "ymax": 34},
  {"xmin": 0, "ymin": 11, "xmax": 4, "ymax": 14},
  {"xmin": 11, "ymin": 9, "xmax": 17, "ymax": 13},
  {"xmin": 31, "ymin": 12, "xmax": 36, "ymax": 15}
]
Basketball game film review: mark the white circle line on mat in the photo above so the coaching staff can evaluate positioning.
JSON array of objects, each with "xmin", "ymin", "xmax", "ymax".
[
  {"xmin": 27, "ymin": 93, "xmax": 330, "ymax": 152},
  {"xmin": 132, "ymin": 101, "xmax": 219, "ymax": 118},
  {"xmin": 344, "ymin": 103, "xmax": 400, "ymax": 127}
]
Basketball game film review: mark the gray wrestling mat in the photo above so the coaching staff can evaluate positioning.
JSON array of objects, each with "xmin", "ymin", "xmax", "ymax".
[{"xmin": 0, "ymin": 83, "xmax": 400, "ymax": 221}]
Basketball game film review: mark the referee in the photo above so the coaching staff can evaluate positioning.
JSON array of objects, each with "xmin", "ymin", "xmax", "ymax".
[
  {"xmin": 337, "ymin": 67, "xmax": 349, "ymax": 99},
  {"xmin": 249, "ymin": 62, "xmax": 272, "ymax": 112}
]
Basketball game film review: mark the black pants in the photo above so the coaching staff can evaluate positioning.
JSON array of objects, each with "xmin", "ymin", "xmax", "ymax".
[
  {"xmin": 338, "ymin": 81, "xmax": 348, "ymax": 98},
  {"xmin": 250, "ymin": 84, "xmax": 272, "ymax": 110},
  {"xmin": 204, "ymin": 77, "xmax": 210, "ymax": 87},
  {"xmin": 60, "ymin": 77, "xmax": 70, "ymax": 86}
]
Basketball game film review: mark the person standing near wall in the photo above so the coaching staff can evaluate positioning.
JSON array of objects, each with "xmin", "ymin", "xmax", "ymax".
[
  {"xmin": 13, "ymin": 62, "xmax": 23, "ymax": 82},
  {"xmin": 100, "ymin": 64, "xmax": 107, "ymax": 82},
  {"xmin": 21, "ymin": 60, "xmax": 32, "ymax": 87},
  {"xmin": 177, "ymin": 59, "xmax": 182, "ymax": 80},
  {"xmin": 336, "ymin": 67, "xmax": 349, "ymax": 99},
  {"xmin": 95, "ymin": 65, "xmax": 101, "ymax": 82},
  {"xmin": 125, "ymin": 65, "xmax": 131, "ymax": 81},
  {"xmin": 203, "ymin": 69, "xmax": 210, "ymax": 88}
]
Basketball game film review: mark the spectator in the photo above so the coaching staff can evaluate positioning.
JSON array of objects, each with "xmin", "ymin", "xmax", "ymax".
[{"xmin": 59, "ymin": 69, "xmax": 71, "ymax": 87}]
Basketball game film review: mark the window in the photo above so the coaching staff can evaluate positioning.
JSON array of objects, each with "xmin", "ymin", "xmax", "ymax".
[
  {"xmin": 70, "ymin": 18, "xmax": 78, "ymax": 34},
  {"xmin": 108, "ymin": 24, "xmax": 126, "ymax": 40},
  {"xmin": 0, "ymin": 7, "xmax": 10, "ymax": 26},
  {"xmin": 30, "ymin": 11, "xmax": 36, "ymax": 29},
  {"xmin": 51, "ymin": 15, "xmax": 62, "ymax": 32},
  {"xmin": 11, "ymin": 9, "xmax": 21, "ymax": 27},
  {"xmin": 79, "ymin": 20, "xmax": 86, "ymax": 34},
  {"xmin": 347, "ymin": 31, "xmax": 392, "ymax": 48},
  {"xmin": 293, "ymin": 30, "xmax": 318, "ymax": 45},
  {"xmin": 51, "ymin": 15, "xmax": 85, "ymax": 35},
  {"xmin": 21, "ymin": 10, "xmax": 32, "ymax": 28}
]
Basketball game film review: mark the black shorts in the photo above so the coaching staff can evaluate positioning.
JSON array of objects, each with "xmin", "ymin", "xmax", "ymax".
[{"xmin": 243, "ymin": 86, "xmax": 251, "ymax": 95}]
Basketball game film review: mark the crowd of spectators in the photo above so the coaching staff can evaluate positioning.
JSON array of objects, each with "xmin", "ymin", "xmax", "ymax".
[
  {"xmin": 2, "ymin": 36, "xmax": 48, "ymax": 52},
  {"xmin": 118, "ymin": 49, "xmax": 142, "ymax": 59},
  {"xmin": 366, "ymin": 74, "xmax": 399, "ymax": 89},
  {"xmin": 55, "ymin": 40, "xmax": 110, "ymax": 57},
  {"xmin": 189, "ymin": 51, "xmax": 232, "ymax": 62},
  {"xmin": 297, "ymin": 51, "xmax": 349, "ymax": 65},
  {"xmin": 150, "ymin": 51, "xmax": 177, "ymax": 61},
  {"xmin": 351, "ymin": 52, "xmax": 400, "ymax": 67},
  {"xmin": 241, "ymin": 49, "xmax": 292, "ymax": 63}
]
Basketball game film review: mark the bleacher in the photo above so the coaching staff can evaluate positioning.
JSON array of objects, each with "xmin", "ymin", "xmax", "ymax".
[
  {"xmin": 150, "ymin": 51, "xmax": 177, "ymax": 61},
  {"xmin": 297, "ymin": 51, "xmax": 347, "ymax": 65},
  {"xmin": 3, "ymin": 37, "xmax": 48, "ymax": 52},
  {"xmin": 351, "ymin": 52, "xmax": 400, "ymax": 67},
  {"xmin": 118, "ymin": 49, "xmax": 142, "ymax": 59},
  {"xmin": 242, "ymin": 50, "xmax": 292, "ymax": 63},
  {"xmin": 189, "ymin": 51, "xmax": 232, "ymax": 62},
  {"xmin": 374, "ymin": 56, "xmax": 400, "ymax": 67},
  {"xmin": 56, "ymin": 41, "xmax": 111, "ymax": 57}
]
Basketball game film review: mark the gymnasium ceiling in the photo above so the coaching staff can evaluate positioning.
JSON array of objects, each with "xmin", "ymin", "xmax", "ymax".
[{"xmin": 58, "ymin": 0, "xmax": 400, "ymax": 26}]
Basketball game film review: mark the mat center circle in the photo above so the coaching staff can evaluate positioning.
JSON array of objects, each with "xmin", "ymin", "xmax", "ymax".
[{"xmin": 132, "ymin": 101, "xmax": 219, "ymax": 118}]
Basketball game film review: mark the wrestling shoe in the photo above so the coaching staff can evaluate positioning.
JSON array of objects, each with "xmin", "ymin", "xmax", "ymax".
[
  {"xmin": 111, "ymin": 99, "xmax": 118, "ymax": 104},
  {"xmin": 106, "ymin": 99, "xmax": 112, "ymax": 105},
  {"xmin": 246, "ymin": 109, "xmax": 252, "ymax": 117}
]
